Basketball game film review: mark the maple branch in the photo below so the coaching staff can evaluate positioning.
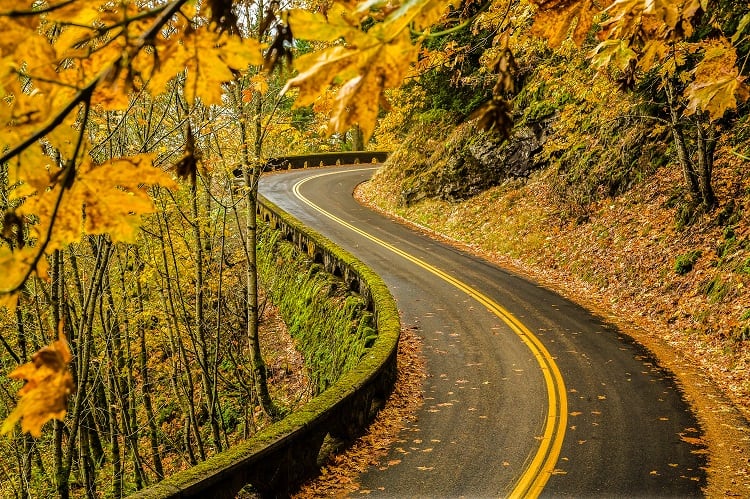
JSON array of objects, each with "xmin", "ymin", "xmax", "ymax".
[
  {"xmin": 0, "ymin": 0, "xmax": 191, "ymax": 166},
  {"xmin": 0, "ymin": 1, "xmax": 189, "ymax": 295},
  {"xmin": 0, "ymin": 100, "xmax": 90, "ymax": 295}
]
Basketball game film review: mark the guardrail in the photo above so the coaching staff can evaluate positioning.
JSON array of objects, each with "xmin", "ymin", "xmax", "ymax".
[
  {"xmin": 130, "ymin": 155, "xmax": 398, "ymax": 498},
  {"xmin": 232, "ymin": 151, "xmax": 390, "ymax": 177}
]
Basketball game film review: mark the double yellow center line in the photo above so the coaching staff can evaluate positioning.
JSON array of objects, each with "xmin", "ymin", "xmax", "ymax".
[{"xmin": 292, "ymin": 168, "xmax": 567, "ymax": 498}]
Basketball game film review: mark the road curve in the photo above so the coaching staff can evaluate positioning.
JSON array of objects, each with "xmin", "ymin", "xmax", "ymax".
[{"xmin": 259, "ymin": 165, "xmax": 707, "ymax": 497}]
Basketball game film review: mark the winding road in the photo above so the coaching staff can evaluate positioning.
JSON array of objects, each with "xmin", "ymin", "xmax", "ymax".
[{"xmin": 259, "ymin": 165, "xmax": 707, "ymax": 497}]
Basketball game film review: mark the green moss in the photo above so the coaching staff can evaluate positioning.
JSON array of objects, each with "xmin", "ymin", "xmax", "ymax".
[
  {"xmin": 674, "ymin": 250, "xmax": 702, "ymax": 275},
  {"xmin": 257, "ymin": 230, "xmax": 373, "ymax": 392}
]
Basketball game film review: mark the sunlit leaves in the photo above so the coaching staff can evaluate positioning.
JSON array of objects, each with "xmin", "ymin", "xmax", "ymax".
[
  {"xmin": 135, "ymin": 31, "xmax": 263, "ymax": 106},
  {"xmin": 539, "ymin": 0, "xmax": 750, "ymax": 122},
  {"xmin": 529, "ymin": 0, "xmax": 603, "ymax": 47},
  {"xmin": 591, "ymin": 39, "xmax": 636, "ymax": 71},
  {"xmin": 180, "ymin": 32, "xmax": 263, "ymax": 106},
  {"xmin": 285, "ymin": 7, "xmax": 363, "ymax": 42},
  {"xmin": 685, "ymin": 40, "xmax": 749, "ymax": 120},
  {"xmin": 23, "ymin": 154, "xmax": 178, "ymax": 245},
  {"xmin": 283, "ymin": 0, "xmax": 454, "ymax": 140},
  {"xmin": 0, "ymin": 154, "xmax": 176, "ymax": 294},
  {"xmin": 1, "ymin": 329, "xmax": 74, "ymax": 437}
]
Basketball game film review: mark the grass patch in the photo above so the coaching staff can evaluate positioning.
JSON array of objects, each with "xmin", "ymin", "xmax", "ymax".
[{"xmin": 674, "ymin": 250, "xmax": 702, "ymax": 275}]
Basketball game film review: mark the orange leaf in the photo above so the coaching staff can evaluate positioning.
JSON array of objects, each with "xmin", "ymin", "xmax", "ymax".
[{"xmin": 1, "ymin": 328, "xmax": 75, "ymax": 437}]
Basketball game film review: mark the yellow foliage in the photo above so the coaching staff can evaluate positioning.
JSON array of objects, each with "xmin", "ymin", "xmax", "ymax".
[
  {"xmin": 685, "ymin": 39, "xmax": 749, "ymax": 120},
  {"xmin": 1, "ymin": 328, "xmax": 74, "ymax": 438},
  {"xmin": 530, "ymin": 0, "xmax": 604, "ymax": 47},
  {"xmin": 0, "ymin": 155, "xmax": 176, "ymax": 294},
  {"xmin": 284, "ymin": 1, "xmax": 436, "ymax": 140}
]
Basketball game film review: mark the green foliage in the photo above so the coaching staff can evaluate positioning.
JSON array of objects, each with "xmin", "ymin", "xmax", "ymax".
[
  {"xmin": 413, "ymin": 25, "xmax": 494, "ymax": 120},
  {"xmin": 701, "ymin": 276, "xmax": 730, "ymax": 303},
  {"xmin": 674, "ymin": 250, "xmax": 702, "ymax": 275},
  {"xmin": 257, "ymin": 228, "xmax": 374, "ymax": 393}
]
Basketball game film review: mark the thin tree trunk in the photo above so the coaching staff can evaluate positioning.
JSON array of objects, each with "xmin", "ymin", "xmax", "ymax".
[
  {"xmin": 134, "ymin": 247, "xmax": 164, "ymax": 479},
  {"xmin": 190, "ymin": 179, "xmax": 223, "ymax": 452},
  {"xmin": 665, "ymin": 79, "xmax": 702, "ymax": 204},
  {"xmin": 239, "ymin": 96, "xmax": 276, "ymax": 420},
  {"xmin": 155, "ymin": 201, "xmax": 205, "ymax": 462},
  {"xmin": 60, "ymin": 237, "xmax": 113, "ymax": 498},
  {"xmin": 351, "ymin": 125, "xmax": 364, "ymax": 151},
  {"xmin": 80, "ymin": 417, "xmax": 97, "ymax": 499},
  {"xmin": 107, "ymin": 353, "xmax": 123, "ymax": 499},
  {"xmin": 696, "ymin": 117, "xmax": 718, "ymax": 209}
]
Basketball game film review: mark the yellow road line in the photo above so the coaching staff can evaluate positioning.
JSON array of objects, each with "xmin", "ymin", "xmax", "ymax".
[{"xmin": 292, "ymin": 168, "xmax": 567, "ymax": 498}]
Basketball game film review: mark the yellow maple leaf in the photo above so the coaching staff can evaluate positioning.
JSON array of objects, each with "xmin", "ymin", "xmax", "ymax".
[
  {"xmin": 76, "ymin": 155, "xmax": 177, "ymax": 241},
  {"xmin": 250, "ymin": 74, "xmax": 269, "ymax": 95},
  {"xmin": 179, "ymin": 32, "xmax": 262, "ymax": 106},
  {"xmin": 18, "ymin": 154, "xmax": 177, "ymax": 253},
  {"xmin": 284, "ymin": 17, "xmax": 416, "ymax": 140},
  {"xmin": 286, "ymin": 7, "xmax": 362, "ymax": 42},
  {"xmin": 1, "ymin": 329, "xmax": 74, "ymax": 437},
  {"xmin": 530, "ymin": 0, "xmax": 604, "ymax": 47},
  {"xmin": 590, "ymin": 39, "xmax": 636, "ymax": 71},
  {"xmin": 0, "ymin": 244, "xmax": 43, "ymax": 296},
  {"xmin": 381, "ymin": 0, "xmax": 460, "ymax": 33},
  {"xmin": 685, "ymin": 40, "xmax": 749, "ymax": 120}
]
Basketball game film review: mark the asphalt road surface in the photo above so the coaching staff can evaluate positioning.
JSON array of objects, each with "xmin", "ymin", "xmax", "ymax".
[{"xmin": 259, "ymin": 165, "xmax": 707, "ymax": 497}]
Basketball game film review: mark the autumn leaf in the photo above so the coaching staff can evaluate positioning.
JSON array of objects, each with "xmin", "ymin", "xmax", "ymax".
[
  {"xmin": 529, "ymin": 0, "xmax": 604, "ymax": 47},
  {"xmin": 590, "ymin": 39, "xmax": 636, "ymax": 71},
  {"xmin": 251, "ymin": 74, "xmax": 270, "ymax": 95},
  {"xmin": 380, "ymin": 0, "xmax": 459, "ymax": 34},
  {"xmin": 284, "ymin": 13, "xmax": 417, "ymax": 140},
  {"xmin": 285, "ymin": 7, "xmax": 363, "ymax": 42},
  {"xmin": 685, "ymin": 40, "xmax": 749, "ymax": 120},
  {"xmin": 1, "ymin": 329, "xmax": 74, "ymax": 437},
  {"xmin": 16, "ymin": 153, "xmax": 177, "ymax": 256},
  {"xmin": 139, "ymin": 30, "xmax": 262, "ymax": 105},
  {"xmin": 0, "ymin": 244, "xmax": 46, "ymax": 297}
]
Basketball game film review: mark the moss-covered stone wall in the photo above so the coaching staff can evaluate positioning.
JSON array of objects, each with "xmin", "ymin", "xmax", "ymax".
[{"xmin": 257, "ymin": 227, "xmax": 377, "ymax": 393}]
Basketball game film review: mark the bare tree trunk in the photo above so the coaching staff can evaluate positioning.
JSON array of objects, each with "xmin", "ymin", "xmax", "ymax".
[
  {"xmin": 134, "ymin": 247, "xmax": 164, "ymax": 479},
  {"xmin": 351, "ymin": 125, "xmax": 364, "ymax": 151},
  {"xmin": 107, "ymin": 355, "xmax": 123, "ymax": 498},
  {"xmin": 695, "ymin": 116, "xmax": 718, "ymax": 209},
  {"xmin": 155, "ymin": 201, "xmax": 205, "ymax": 462},
  {"xmin": 60, "ymin": 237, "xmax": 113, "ymax": 498},
  {"xmin": 665, "ymin": 79, "xmax": 702, "ymax": 204},
  {"xmin": 190, "ymin": 179, "xmax": 223, "ymax": 452},
  {"xmin": 239, "ymin": 93, "xmax": 277, "ymax": 420}
]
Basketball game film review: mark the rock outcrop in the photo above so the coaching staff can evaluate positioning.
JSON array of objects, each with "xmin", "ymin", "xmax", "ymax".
[{"xmin": 399, "ymin": 118, "xmax": 551, "ymax": 206}]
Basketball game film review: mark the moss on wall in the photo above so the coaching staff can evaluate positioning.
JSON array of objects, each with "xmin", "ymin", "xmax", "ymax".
[{"xmin": 257, "ymin": 226, "xmax": 375, "ymax": 393}]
